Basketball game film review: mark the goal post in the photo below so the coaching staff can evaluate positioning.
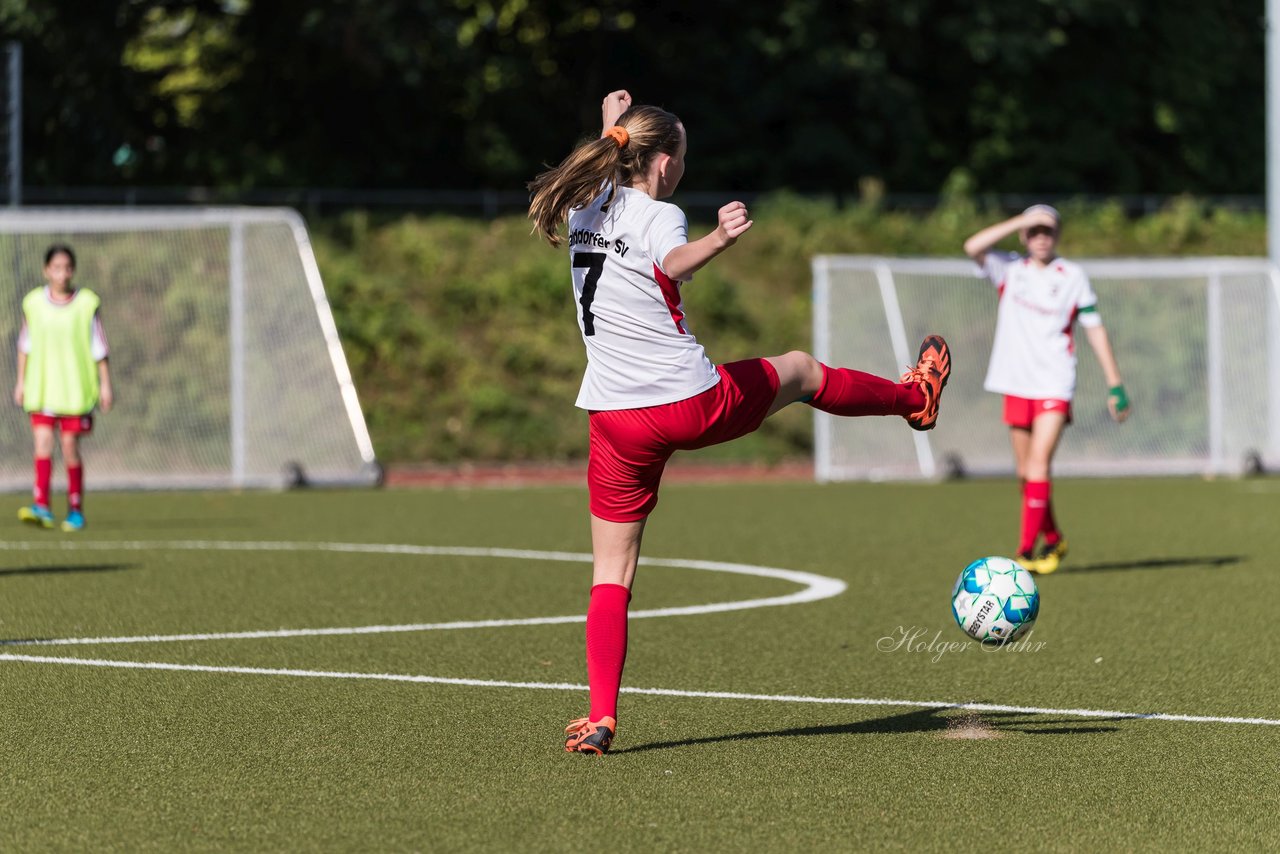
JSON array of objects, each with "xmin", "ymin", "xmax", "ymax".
[
  {"xmin": 812, "ymin": 255, "xmax": 1280, "ymax": 481},
  {"xmin": 0, "ymin": 207, "xmax": 379, "ymax": 490}
]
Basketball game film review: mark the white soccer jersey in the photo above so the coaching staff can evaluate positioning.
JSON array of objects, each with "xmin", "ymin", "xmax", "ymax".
[
  {"xmin": 567, "ymin": 186, "xmax": 720, "ymax": 410},
  {"xmin": 977, "ymin": 251, "xmax": 1103, "ymax": 400}
]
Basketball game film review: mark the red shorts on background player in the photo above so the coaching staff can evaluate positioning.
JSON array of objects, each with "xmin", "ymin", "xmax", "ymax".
[{"xmin": 1002, "ymin": 396, "xmax": 1070, "ymax": 429}]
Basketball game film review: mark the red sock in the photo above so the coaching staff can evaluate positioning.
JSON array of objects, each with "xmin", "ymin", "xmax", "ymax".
[
  {"xmin": 34, "ymin": 457, "xmax": 51, "ymax": 508},
  {"xmin": 1040, "ymin": 483, "xmax": 1060, "ymax": 546},
  {"xmin": 586, "ymin": 583, "xmax": 630, "ymax": 722},
  {"xmin": 807, "ymin": 365, "xmax": 925, "ymax": 417},
  {"xmin": 67, "ymin": 464, "xmax": 84, "ymax": 512},
  {"xmin": 1020, "ymin": 481, "xmax": 1051, "ymax": 555}
]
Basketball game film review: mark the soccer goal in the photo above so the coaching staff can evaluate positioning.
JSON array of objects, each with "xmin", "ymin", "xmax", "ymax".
[
  {"xmin": 813, "ymin": 255, "xmax": 1280, "ymax": 480},
  {"xmin": 0, "ymin": 207, "xmax": 379, "ymax": 490}
]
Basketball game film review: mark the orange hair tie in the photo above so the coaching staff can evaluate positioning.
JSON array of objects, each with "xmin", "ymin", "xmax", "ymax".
[{"xmin": 603, "ymin": 126, "xmax": 629, "ymax": 148}]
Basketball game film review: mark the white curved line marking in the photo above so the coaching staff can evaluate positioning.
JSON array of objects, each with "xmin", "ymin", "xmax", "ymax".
[
  {"xmin": 3, "ymin": 541, "xmax": 1274, "ymax": 729},
  {"xmin": 0, "ymin": 540, "xmax": 846, "ymax": 647},
  {"xmin": 1, "ymin": 652, "xmax": 1276, "ymax": 728}
]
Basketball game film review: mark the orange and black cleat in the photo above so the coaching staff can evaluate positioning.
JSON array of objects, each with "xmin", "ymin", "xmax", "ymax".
[
  {"xmin": 564, "ymin": 716, "xmax": 616, "ymax": 755},
  {"xmin": 901, "ymin": 334, "xmax": 951, "ymax": 431}
]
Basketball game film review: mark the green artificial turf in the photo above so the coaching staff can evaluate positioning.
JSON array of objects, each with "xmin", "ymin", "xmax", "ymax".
[{"xmin": 0, "ymin": 479, "xmax": 1277, "ymax": 851}]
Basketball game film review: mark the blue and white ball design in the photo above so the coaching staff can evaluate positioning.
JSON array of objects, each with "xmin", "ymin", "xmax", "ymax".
[{"xmin": 951, "ymin": 556, "xmax": 1040, "ymax": 643}]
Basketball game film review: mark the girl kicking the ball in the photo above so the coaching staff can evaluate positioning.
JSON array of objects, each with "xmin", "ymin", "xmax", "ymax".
[
  {"xmin": 529, "ymin": 89, "xmax": 952, "ymax": 754},
  {"xmin": 963, "ymin": 206, "xmax": 1128, "ymax": 575},
  {"xmin": 14, "ymin": 244, "xmax": 114, "ymax": 532}
]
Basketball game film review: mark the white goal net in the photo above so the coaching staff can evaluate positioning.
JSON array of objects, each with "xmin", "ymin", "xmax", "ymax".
[
  {"xmin": 0, "ymin": 207, "xmax": 378, "ymax": 490},
  {"xmin": 813, "ymin": 256, "xmax": 1280, "ymax": 480}
]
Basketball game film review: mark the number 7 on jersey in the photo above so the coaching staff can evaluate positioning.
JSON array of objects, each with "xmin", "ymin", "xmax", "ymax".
[{"xmin": 573, "ymin": 252, "xmax": 606, "ymax": 336}]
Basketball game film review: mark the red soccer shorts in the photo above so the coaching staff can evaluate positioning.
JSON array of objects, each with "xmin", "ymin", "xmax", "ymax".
[
  {"xmin": 1003, "ymin": 395, "xmax": 1071, "ymax": 429},
  {"xmin": 587, "ymin": 358, "xmax": 781, "ymax": 522},
  {"xmin": 30, "ymin": 413, "xmax": 94, "ymax": 434}
]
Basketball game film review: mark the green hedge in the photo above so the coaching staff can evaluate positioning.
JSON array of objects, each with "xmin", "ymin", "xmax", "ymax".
[{"xmin": 312, "ymin": 195, "xmax": 1267, "ymax": 463}]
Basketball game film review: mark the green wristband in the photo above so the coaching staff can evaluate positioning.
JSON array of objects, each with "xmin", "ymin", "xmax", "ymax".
[{"xmin": 1108, "ymin": 384, "xmax": 1129, "ymax": 412}]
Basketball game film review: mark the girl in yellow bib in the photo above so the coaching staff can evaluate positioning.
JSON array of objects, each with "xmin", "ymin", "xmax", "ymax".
[{"xmin": 13, "ymin": 245, "xmax": 114, "ymax": 531}]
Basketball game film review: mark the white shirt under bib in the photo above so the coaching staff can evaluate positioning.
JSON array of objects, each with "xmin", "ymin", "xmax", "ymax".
[
  {"xmin": 568, "ymin": 186, "xmax": 720, "ymax": 410},
  {"xmin": 977, "ymin": 251, "xmax": 1102, "ymax": 401}
]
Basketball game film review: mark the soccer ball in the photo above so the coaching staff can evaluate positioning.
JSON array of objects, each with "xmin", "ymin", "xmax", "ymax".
[{"xmin": 951, "ymin": 556, "xmax": 1040, "ymax": 643}]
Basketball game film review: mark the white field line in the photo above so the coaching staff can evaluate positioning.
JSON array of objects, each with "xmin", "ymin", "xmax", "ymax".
[
  {"xmin": 0, "ymin": 540, "xmax": 846, "ymax": 647},
  {"xmin": 1, "ymin": 652, "xmax": 1277, "ymax": 728},
  {"xmin": 2, "ymin": 540, "xmax": 1276, "ymax": 729}
]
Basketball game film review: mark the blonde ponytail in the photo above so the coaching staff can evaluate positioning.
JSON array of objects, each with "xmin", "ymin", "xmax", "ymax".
[
  {"xmin": 527, "ymin": 104, "xmax": 683, "ymax": 247},
  {"xmin": 528, "ymin": 138, "xmax": 625, "ymax": 247}
]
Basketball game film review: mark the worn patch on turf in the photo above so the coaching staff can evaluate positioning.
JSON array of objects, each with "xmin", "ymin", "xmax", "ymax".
[
  {"xmin": 938, "ymin": 714, "xmax": 1001, "ymax": 740},
  {"xmin": 2, "ymin": 541, "xmax": 1279, "ymax": 731}
]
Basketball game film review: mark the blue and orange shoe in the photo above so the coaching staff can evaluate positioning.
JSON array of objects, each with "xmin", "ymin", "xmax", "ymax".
[
  {"xmin": 901, "ymin": 334, "xmax": 951, "ymax": 431},
  {"xmin": 18, "ymin": 504, "xmax": 55, "ymax": 529},
  {"xmin": 564, "ymin": 716, "xmax": 616, "ymax": 754},
  {"xmin": 61, "ymin": 509, "xmax": 86, "ymax": 532}
]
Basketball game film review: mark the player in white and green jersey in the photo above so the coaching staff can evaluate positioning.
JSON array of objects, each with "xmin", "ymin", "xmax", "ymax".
[
  {"xmin": 964, "ymin": 206, "xmax": 1128, "ymax": 574},
  {"xmin": 13, "ymin": 245, "xmax": 114, "ymax": 532}
]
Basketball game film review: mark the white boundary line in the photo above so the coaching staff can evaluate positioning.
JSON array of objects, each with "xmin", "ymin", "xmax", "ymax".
[
  {"xmin": 0, "ymin": 540, "xmax": 846, "ymax": 647},
  {"xmin": 2, "ymin": 540, "xmax": 1275, "ymax": 729},
  {"xmin": 1, "ymin": 652, "xmax": 1277, "ymax": 727}
]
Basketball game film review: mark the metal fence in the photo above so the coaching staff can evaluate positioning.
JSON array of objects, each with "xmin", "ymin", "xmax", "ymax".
[{"xmin": 14, "ymin": 186, "xmax": 1268, "ymax": 219}]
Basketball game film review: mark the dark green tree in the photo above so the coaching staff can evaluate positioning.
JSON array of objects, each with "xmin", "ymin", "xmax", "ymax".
[{"xmin": 0, "ymin": 0, "xmax": 1267, "ymax": 195}]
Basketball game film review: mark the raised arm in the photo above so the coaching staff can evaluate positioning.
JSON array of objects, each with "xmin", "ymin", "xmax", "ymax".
[
  {"xmin": 963, "ymin": 210, "xmax": 1056, "ymax": 264},
  {"xmin": 661, "ymin": 201, "xmax": 753, "ymax": 282},
  {"xmin": 601, "ymin": 90, "xmax": 632, "ymax": 135}
]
